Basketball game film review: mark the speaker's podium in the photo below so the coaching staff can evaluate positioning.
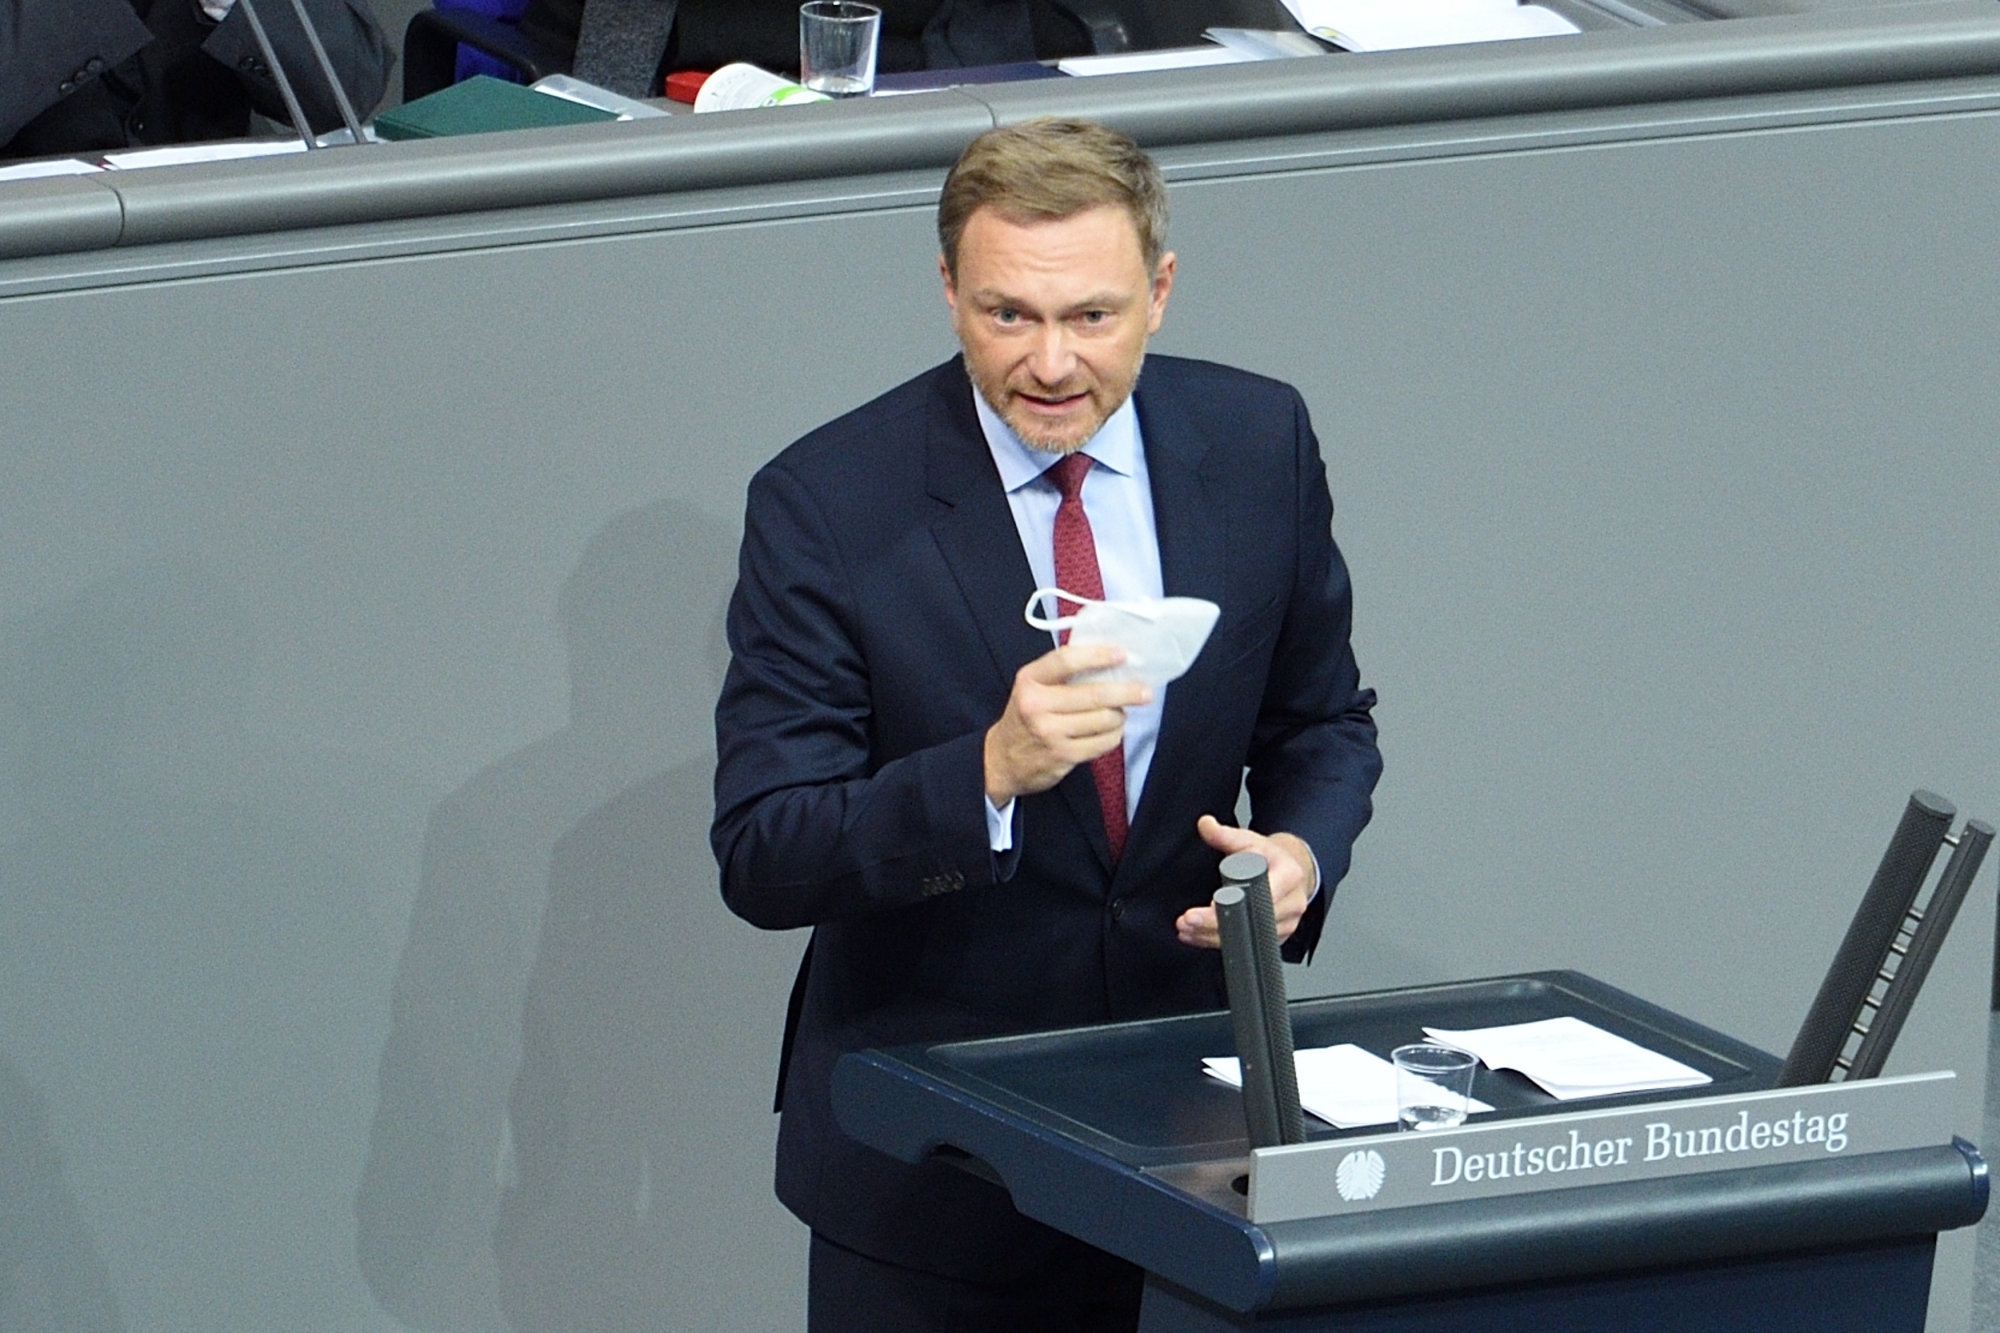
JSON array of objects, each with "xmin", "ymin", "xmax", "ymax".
[{"xmin": 832, "ymin": 972, "xmax": 1987, "ymax": 1332}]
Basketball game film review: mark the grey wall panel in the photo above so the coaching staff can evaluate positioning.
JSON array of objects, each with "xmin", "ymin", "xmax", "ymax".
[{"xmin": 1, "ymin": 87, "xmax": 1995, "ymax": 1333}]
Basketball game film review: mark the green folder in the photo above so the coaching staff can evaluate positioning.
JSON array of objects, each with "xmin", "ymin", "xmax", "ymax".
[{"xmin": 375, "ymin": 75, "xmax": 619, "ymax": 141}]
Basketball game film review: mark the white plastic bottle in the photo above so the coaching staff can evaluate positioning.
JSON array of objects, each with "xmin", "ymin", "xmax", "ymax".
[{"xmin": 692, "ymin": 63, "xmax": 833, "ymax": 112}]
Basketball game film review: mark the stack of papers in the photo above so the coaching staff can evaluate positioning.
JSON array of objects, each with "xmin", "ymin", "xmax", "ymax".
[
  {"xmin": 1423, "ymin": 1016, "xmax": 1711, "ymax": 1101},
  {"xmin": 1204, "ymin": 1043, "xmax": 1495, "ymax": 1129},
  {"xmin": 1278, "ymin": 0, "xmax": 1579, "ymax": 52}
]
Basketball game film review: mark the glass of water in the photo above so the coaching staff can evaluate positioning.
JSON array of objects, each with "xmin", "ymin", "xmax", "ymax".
[
  {"xmin": 1392, "ymin": 1043, "xmax": 1478, "ymax": 1131},
  {"xmin": 799, "ymin": 1, "xmax": 881, "ymax": 97}
]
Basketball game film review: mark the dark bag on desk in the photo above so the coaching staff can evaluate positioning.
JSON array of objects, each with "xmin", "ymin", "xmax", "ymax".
[
  {"xmin": 923, "ymin": 0, "xmax": 1036, "ymax": 66},
  {"xmin": 571, "ymin": 0, "xmax": 679, "ymax": 97}
]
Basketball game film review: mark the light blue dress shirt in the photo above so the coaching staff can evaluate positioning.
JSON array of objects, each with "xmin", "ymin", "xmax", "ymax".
[
  {"xmin": 968, "ymin": 384, "xmax": 1322, "ymax": 901},
  {"xmin": 973, "ymin": 389, "xmax": 1164, "ymax": 851}
]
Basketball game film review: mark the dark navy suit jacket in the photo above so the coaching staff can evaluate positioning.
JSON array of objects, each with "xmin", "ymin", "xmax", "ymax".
[
  {"xmin": 712, "ymin": 354, "xmax": 1381, "ymax": 1279},
  {"xmin": 2, "ymin": 0, "xmax": 388, "ymax": 160}
]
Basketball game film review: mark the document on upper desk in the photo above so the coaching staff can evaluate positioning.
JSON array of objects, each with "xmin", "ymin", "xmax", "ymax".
[
  {"xmin": 100, "ymin": 140, "xmax": 308, "ymax": 170},
  {"xmin": 1278, "ymin": 0, "xmax": 1580, "ymax": 52},
  {"xmin": 0, "ymin": 158, "xmax": 104, "ymax": 182},
  {"xmin": 1203, "ymin": 28, "xmax": 1329, "ymax": 60},
  {"xmin": 1056, "ymin": 46, "xmax": 1256, "ymax": 77},
  {"xmin": 1424, "ymin": 1016, "xmax": 1711, "ymax": 1101},
  {"xmin": 1204, "ymin": 1043, "xmax": 1495, "ymax": 1128}
]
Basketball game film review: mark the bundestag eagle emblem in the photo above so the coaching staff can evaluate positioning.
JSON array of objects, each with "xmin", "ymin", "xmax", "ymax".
[{"xmin": 1335, "ymin": 1149, "xmax": 1386, "ymax": 1202}]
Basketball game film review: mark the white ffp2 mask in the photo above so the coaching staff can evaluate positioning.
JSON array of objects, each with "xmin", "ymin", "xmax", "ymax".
[{"xmin": 1025, "ymin": 588, "xmax": 1221, "ymax": 688}]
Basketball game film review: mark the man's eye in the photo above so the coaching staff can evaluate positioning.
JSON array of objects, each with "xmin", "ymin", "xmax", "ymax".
[
  {"xmin": 1078, "ymin": 310, "xmax": 1109, "ymax": 325},
  {"xmin": 993, "ymin": 309, "xmax": 1020, "ymax": 324}
]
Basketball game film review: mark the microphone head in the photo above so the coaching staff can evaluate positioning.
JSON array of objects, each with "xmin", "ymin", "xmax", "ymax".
[{"xmin": 1218, "ymin": 851, "xmax": 1268, "ymax": 888}]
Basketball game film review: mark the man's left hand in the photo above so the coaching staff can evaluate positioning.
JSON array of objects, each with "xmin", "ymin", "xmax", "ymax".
[{"xmin": 1175, "ymin": 816, "xmax": 1314, "ymax": 948}]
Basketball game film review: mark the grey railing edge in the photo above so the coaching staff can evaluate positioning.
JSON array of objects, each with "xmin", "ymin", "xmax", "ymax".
[
  {"xmin": 0, "ymin": 175, "xmax": 126, "ymax": 261},
  {"xmin": 4, "ymin": 0, "xmax": 1999, "ymax": 262},
  {"xmin": 102, "ymin": 91, "xmax": 997, "ymax": 252}
]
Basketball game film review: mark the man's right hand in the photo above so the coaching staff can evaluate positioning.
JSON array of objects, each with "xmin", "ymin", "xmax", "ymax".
[{"xmin": 984, "ymin": 643, "xmax": 1151, "ymax": 808}]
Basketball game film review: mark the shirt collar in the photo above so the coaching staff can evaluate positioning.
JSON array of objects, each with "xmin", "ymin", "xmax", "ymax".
[{"xmin": 971, "ymin": 382, "xmax": 1142, "ymax": 494}]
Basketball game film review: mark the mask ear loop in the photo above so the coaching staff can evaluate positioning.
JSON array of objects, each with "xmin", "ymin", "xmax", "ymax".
[{"xmin": 1024, "ymin": 586, "xmax": 1098, "ymax": 633}]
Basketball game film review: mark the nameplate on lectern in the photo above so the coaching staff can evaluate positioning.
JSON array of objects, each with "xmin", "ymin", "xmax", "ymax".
[{"xmin": 1247, "ymin": 1070, "xmax": 1957, "ymax": 1223}]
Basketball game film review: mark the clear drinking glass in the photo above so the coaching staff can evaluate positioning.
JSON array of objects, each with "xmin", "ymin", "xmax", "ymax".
[
  {"xmin": 1392, "ymin": 1043, "xmax": 1478, "ymax": 1131},
  {"xmin": 799, "ymin": 1, "xmax": 882, "ymax": 97}
]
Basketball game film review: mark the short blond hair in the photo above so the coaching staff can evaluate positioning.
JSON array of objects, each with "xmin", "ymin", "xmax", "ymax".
[{"xmin": 938, "ymin": 118, "xmax": 1168, "ymax": 279}]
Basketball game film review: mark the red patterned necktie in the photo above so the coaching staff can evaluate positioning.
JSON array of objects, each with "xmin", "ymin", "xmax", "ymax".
[{"xmin": 1047, "ymin": 451, "xmax": 1128, "ymax": 863}]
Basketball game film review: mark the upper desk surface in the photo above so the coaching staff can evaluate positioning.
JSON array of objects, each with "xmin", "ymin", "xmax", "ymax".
[{"xmin": 8, "ymin": 0, "xmax": 2000, "ymax": 262}]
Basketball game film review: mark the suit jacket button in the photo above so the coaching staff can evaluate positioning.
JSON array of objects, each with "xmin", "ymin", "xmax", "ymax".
[
  {"xmin": 60, "ymin": 78, "xmax": 77, "ymax": 93},
  {"xmin": 86, "ymin": 57, "xmax": 104, "ymax": 72},
  {"xmin": 1109, "ymin": 897, "xmax": 1126, "ymax": 921}
]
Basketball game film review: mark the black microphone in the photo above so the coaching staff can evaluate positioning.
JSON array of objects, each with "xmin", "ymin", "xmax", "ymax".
[{"xmin": 1214, "ymin": 851, "xmax": 1305, "ymax": 1147}]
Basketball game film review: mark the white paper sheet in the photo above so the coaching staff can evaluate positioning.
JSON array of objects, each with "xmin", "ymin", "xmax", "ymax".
[
  {"xmin": 1204, "ymin": 1043, "xmax": 1495, "ymax": 1128},
  {"xmin": 0, "ymin": 158, "xmax": 104, "ymax": 181},
  {"xmin": 101, "ymin": 139, "xmax": 308, "ymax": 170},
  {"xmin": 1278, "ymin": 0, "xmax": 1579, "ymax": 52},
  {"xmin": 1423, "ymin": 1016, "xmax": 1711, "ymax": 1101},
  {"xmin": 1058, "ymin": 46, "xmax": 1256, "ymax": 77}
]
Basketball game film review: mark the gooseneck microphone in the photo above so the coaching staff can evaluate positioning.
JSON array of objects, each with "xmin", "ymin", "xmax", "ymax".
[
  {"xmin": 280, "ymin": 0, "xmax": 368, "ymax": 144},
  {"xmin": 236, "ymin": 0, "xmax": 317, "ymax": 149},
  {"xmin": 236, "ymin": 0, "xmax": 369, "ymax": 149}
]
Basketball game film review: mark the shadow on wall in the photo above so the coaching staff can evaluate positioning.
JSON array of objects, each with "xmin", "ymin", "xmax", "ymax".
[
  {"xmin": 0, "ymin": 566, "xmax": 425, "ymax": 1333},
  {"xmin": 357, "ymin": 498, "xmax": 801, "ymax": 1333},
  {"xmin": 494, "ymin": 758, "xmax": 799, "ymax": 1331},
  {"xmin": 0, "ymin": 1052, "xmax": 121, "ymax": 1332}
]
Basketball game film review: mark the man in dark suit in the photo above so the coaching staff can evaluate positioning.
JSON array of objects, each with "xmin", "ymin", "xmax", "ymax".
[
  {"xmin": 712, "ymin": 117, "xmax": 1382, "ymax": 1332},
  {"xmin": 1, "ymin": 0, "xmax": 388, "ymax": 162}
]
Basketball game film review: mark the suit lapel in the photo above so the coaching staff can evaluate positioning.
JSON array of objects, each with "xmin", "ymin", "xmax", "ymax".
[
  {"xmin": 1137, "ymin": 367, "xmax": 1225, "ymax": 610},
  {"xmin": 924, "ymin": 364, "xmax": 1047, "ymax": 681},
  {"xmin": 923, "ymin": 366, "xmax": 1116, "ymax": 870},
  {"xmin": 1124, "ymin": 366, "xmax": 1226, "ymax": 877}
]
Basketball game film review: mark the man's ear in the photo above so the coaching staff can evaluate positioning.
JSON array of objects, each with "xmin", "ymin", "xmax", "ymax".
[
  {"xmin": 1147, "ymin": 252, "xmax": 1177, "ymax": 334},
  {"xmin": 940, "ymin": 254, "xmax": 957, "ymax": 313}
]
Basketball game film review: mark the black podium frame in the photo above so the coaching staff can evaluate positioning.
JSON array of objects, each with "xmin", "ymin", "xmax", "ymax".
[{"xmin": 832, "ymin": 971, "xmax": 1987, "ymax": 1331}]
